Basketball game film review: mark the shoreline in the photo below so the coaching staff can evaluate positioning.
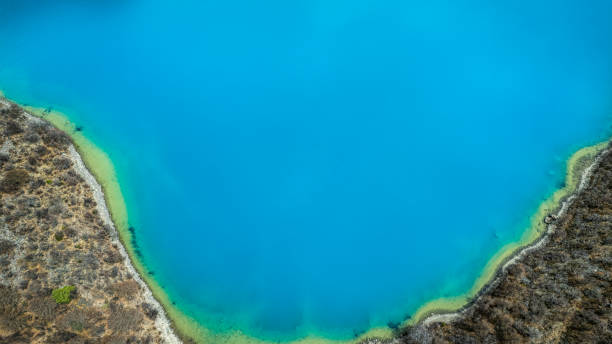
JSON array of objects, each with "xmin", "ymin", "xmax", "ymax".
[
  {"xmin": 63, "ymin": 144, "xmax": 182, "ymax": 344},
  {"xmin": 2, "ymin": 91, "xmax": 609, "ymax": 343},
  {"xmin": 2, "ymin": 92, "xmax": 398, "ymax": 344},
  {"xmin": 412, "ymin": 139, "xmax": 610, "ymax": 329},
  {"xmin": 0, "ymin": 95, "xmax": 182, "ymax": 343}
]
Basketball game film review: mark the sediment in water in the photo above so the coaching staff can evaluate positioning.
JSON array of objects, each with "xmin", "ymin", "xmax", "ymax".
[
  {"xmin": 400, "ymin": 142, "xmax": 612, "ymax": 343},
  {"xmin": 406, "ymin": 140, "xmax": 609, "ymax": 328},
  {"xmin": 4, "ymin": 93, "xmax": 610, "ymax": 344}
]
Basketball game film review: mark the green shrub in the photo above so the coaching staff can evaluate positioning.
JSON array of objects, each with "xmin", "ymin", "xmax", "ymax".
[
  {"xmin": 54, "ymin": 232, "xmax": 64, "ymax": 241},
  {"xmin": 51, "ymin": 285, "xmax": 76, "ymax": 304}
]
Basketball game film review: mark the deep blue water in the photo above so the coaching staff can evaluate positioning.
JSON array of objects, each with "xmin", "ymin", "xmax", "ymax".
[{"xmin": 2, "ymin": 0, "xmax": 612, "ymax": 341}]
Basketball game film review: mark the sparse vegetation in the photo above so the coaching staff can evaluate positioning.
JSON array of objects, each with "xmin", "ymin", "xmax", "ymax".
[
  {"xmin": 0, "ymin": 101, "xmax": 164, "ymax": 342},
  {"xmin": 49, "ymin": 196, "xmax": 65, "ymax": 215},
  {"xmin": 3, "ymin": 104, "xmax": 22, "ymax": 119},
  {"xmin": 41, "ymin": 125, "xmax": 70, "ymax": 148},
  {"xmin": 64, "ymin": 226, "xmax": 78, "ymax": 238},
  {"xmin": 58, "ymin": 308, "xmax": 101, "ymax": 332},
  {"xmin": 103, "ymin": 250, "xmax": 122, "ymax": 264},
  {"xmin": 34, "ymin": 144, "xmax": 49, "ymax": 156},
  {"xmin": 111, "ymin": 280, "xmax": 140, "ymax": 300},
  {"xmin": 108, "ymin": 304, "xmax": 143, "ymax": 333},
  {"xmin": 0, "ymin": 285, "xmax": 27, "ymax": 333},
  {"xmin": 0, "ymin": 169, "xmax": 30, "ymax": 193},
  {"xmin": 24, "ymin": 130, "xmax": 41, "ymax": 143},
  {"xmin": 141, "ymin": 302, "xmax": 158, "ymax": 321},
  {"xmin": 53, "ymin": 157, "xmax": 73, "ymax": 170},
  {"xmin": 28, "ymin": 296, "xmax": 58, "ymax": 323},
  {"xmin": 0, "ymin": 239, "xmax": 16, "ymax": 255},
  {"xmin": 5, "ymin": 120, "xmax": 23, "ymax": 136},
  {"xmin": 61, "ymin": 170, "xmax": 82, "ymax": 185},
  {"xmin": 400, "ymin": 145, "xmax": 612, "ymax": 343}
]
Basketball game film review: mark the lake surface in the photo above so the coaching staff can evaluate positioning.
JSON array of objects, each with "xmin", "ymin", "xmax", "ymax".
[{"xmin": 2, "ymin": 0, "xmax": 612, "ymax": 341}]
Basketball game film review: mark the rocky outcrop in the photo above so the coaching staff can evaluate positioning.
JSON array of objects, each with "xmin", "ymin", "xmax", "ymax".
[
  {"xmin": 399, "ymin": 146, "xmax": 612, "ymax": 343},
  {"xmin": 0, "ymin": 100, "xmax": 178, "ymax": 343}
]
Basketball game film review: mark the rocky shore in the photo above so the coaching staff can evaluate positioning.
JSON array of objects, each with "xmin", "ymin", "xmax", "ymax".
[
  {"xmin": 398, "ymin": 144, "xmax": 612, "ymax": 343},
  {"xmin": 0, "ymin": 99, "xmax": 180, "ymax": 343}
]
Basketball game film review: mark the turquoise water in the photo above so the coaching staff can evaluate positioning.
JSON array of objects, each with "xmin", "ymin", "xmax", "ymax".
[{"xmin": 2, "ymin": 0, "xmax": 612, "ymax": 341}]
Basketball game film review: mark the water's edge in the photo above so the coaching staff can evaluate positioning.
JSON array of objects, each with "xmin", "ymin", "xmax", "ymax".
[
  {"xmin": 3, "ymin": 91, "xmax": 609, "ymax": 344},
  {"xmin": 412, "ymin": 139, "xmax": 610, "ymax": 329}
]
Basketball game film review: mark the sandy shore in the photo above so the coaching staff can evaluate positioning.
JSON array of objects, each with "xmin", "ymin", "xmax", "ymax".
[
  {"xmin": 419, "ymin": 141, "xmax": 610, "ymax": 328},
  {"xmin": 4, "ymin": 93, "xmax": 609, "ymax": 344},
  {"xmin": 2, "ymin": 98, "xmax": 182, "ymax": 344},
  {"xmin": 65, "ymin": 144, "xmax": 182, "ymax": 344}
]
